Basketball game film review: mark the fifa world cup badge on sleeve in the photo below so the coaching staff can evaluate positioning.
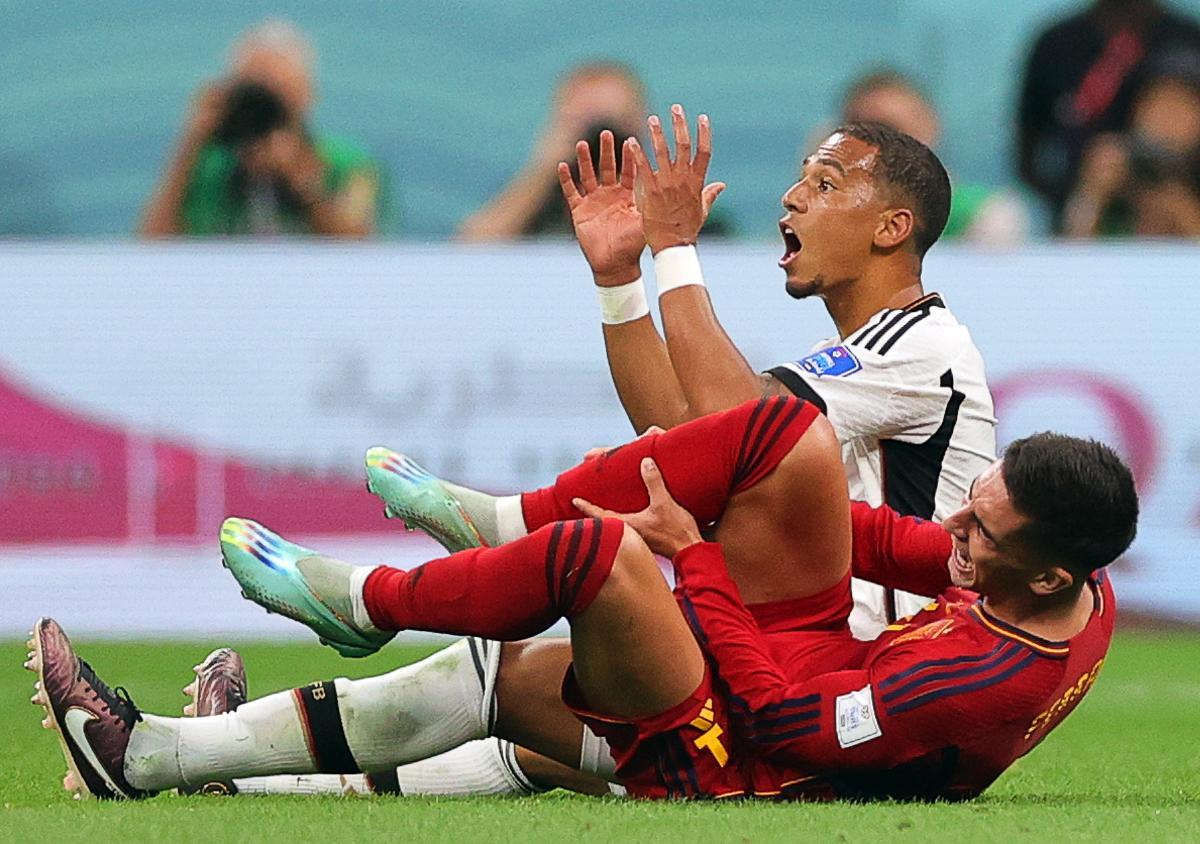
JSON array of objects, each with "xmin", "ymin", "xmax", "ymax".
[
  {"xmin": 799, "ymin": 345, "xmax": 862, "ymax": 378},
  {"xmin": 836, "ymin": 685, "xmax": 883, "ymax": 748}
]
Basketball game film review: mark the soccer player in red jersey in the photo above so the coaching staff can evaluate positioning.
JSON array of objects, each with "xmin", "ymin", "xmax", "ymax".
[{"xmin": 29, "ymin": 395, "xmax": 1135, "ymax": 801}]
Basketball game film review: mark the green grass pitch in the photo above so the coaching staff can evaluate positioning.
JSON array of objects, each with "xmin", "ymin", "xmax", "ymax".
[{"xmin": 2, "ymin": 631, "xmax": 1197, "ymax": 843}]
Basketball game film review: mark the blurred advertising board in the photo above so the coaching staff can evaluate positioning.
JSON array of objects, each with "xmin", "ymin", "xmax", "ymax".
[{"xmin": 1, "ymin": 243, "xmax": 1195, "ymax": 633}]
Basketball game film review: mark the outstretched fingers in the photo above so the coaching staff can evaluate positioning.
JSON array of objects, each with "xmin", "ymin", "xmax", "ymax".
[
  {"xmin": 639, "ymin": 458, "xmax": 671, "ymax": 504},
  {"xmin": 557, "ymin": 162, "xmax": 582, "ymax": 209},
  {"xmin": 693, "ymin": 113, "xmax": 712, "ymax": 177},
  {"xmin": 620, "ymin": 137, "xmax": 637, "ymax": 190},
  {"xmin": 701, "ymin": 181, "xmax": 726, "ymax": 217},
  {"xmin": 670, "ymin": 104, "xmax": 691, "ymax": 167},
  {"xmin": 576, "ymin": 140, "xmax": 598, "ymax": 192},
  {"xmin": 598, "ymin": 130, "xmax": 617, "ymax": 185},
  {"xmin": 572, "ymin": 497, "xmax": 618, "ymax": 520},
  {"xmin": 647, "ymin": 114, "xmax": 673, "ymax": 172},
  {"xmin": 629, "ymin": 137, "xmax": 656, "ymax": 190}
]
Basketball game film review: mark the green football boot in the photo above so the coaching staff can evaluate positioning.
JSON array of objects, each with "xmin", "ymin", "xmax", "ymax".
[
  {"xmin": 364, "ymin": 447, "xmax": 486, "ymax": 553},
  {"xmin": 219, "ymin": 517, "xmax": 393, "ymax": 658}
]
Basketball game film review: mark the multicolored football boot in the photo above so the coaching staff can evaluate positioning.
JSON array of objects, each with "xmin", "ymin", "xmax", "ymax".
[
  {"xmin": 364, "ymin": 447, "xmax": 486, "ymax": 552},
  {"xmin": 25, "ymin": 617, "xmax": 151, "ymax": 800},
  {"xmin": 219, "ymin": 517, "xmax": 393, "ymax": 658},
  {"xmin": 178, "ymin": 648, "xmax": 248, "ymax": 796}
]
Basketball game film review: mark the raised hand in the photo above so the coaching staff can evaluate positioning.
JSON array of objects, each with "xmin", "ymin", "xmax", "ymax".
[
  {"xmin": 629, "ymin": 105, "xmax": 726, "ymax": 254},
  {"xmin": 558, "ymin": 130, "xmax": 646, "ymax": 287}
]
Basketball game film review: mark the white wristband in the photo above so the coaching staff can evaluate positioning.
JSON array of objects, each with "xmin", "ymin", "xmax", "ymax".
[
  {"xmin": 653, "ymin": 245, "xmax": 705, "ymax": 296},
  {"xmin": 596, "ymin": 277, "xmax": 650, "ymax": 325}
]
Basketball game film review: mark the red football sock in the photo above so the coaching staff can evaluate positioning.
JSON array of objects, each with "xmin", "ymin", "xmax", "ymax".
[
  {"xmin": 362, "ymin": 517, "xmax": 625, "ymax": 638},
  {"xmin": 521, "ymin": 396, "xmax": 819, "ymax": 531}
]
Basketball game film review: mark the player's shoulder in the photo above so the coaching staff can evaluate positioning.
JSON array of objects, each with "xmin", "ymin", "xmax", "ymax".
[
  {"xmin": 871, "ymin": 609, "xmax": 1064, "ymax": 715},
  {"xmin": 842, "ymin": 295, "xmax": 979, "ymax": 370},
  {"xmin": 767, "ymin": 294, "xmax": 978, "ymax": 386},
  {"xmin": 845, "ymin": 294, "xmax": 963, "ymax": 355}
]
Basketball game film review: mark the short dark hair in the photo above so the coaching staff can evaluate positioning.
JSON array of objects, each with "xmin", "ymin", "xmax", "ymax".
[
  {"xmin": 1001, "ymin": 433, "xmax": 1139, "ymax": 576},
  {"xmin": 830, "ymin": 121, "xmax": 952, "ymax": 258}
]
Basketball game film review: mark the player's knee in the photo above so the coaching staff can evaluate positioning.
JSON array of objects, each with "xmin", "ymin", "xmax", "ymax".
[
  {"xmin": 785, "ymin": 409, "xmax": 839, "ymax": 469},
  {"xmin": 609, "ymin": 522, "xmax": 658, "ymax": 584}
]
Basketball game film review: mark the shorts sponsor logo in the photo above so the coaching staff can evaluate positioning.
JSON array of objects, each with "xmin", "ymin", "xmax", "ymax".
[
  {"xmin": 835, "ymin": 685, "xmax": 882, "ymax": 748},
  {"xmin": 690, "ymin": 697, "xmax": 729, "ymax": 767},
  {"xmin": 798, "ymin": 346, "xmax": 862, "ymax": 378}
]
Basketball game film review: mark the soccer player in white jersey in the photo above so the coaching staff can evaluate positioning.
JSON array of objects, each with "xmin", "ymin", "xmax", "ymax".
[
  {"xmin": 569, "ymin": 107, "xmax": 996, "ymax": 631},
  {"xmin": 154, "ymin": 110, "xmax": 998, "ymax": 800}
]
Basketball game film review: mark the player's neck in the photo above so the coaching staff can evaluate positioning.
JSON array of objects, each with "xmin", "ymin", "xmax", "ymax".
[
  {"xmin": 982, "ymin": 582, "xmax": 1094, "ymax": 641},
  {"xmin": 826, "ymin": 272, "xmax": 925, "ymax": 340}
]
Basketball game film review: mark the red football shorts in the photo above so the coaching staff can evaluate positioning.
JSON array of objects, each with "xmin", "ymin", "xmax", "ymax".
[{"xmin": 562, "ymin": 574, "xmax": 866, "ymax": 798}]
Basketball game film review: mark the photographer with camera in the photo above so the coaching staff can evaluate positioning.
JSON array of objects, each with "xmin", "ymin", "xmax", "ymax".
[
  {"xmin": 1063, "ymin": 50, "xmax": 1200, "ymax": 238},
  {"xmin": 458, "ymin": 61, "xmax": 650, "ymax": 241},
  {"xmin": 139, "ymin": 20, "xmax": 379, "ymax": 238}
]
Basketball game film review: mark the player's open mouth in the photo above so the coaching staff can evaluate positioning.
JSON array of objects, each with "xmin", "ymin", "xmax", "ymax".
[
  {"xmin": 778, "ymin": 223, "xmax": 802, "ymax": 267},
  {"xmin": 950, "ymin": 545, "xmax": 974, "ymax": 581}
]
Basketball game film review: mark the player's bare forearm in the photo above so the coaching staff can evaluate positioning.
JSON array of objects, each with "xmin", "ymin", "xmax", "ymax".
[
  {"xmin": 659, "ymin": 286, "xmax": 764, "ymax": 418},
  {"xmin": 602, "ymin": 317, "xmax": 690, "ymax": 432}
]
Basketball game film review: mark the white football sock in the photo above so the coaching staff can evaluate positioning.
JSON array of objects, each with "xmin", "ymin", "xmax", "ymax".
[
  {"xmin": 332, "ymin": 637, "xmax": 499, "ymax": 771},
  {"xmin": 125, "ymin": 638, "xmax": 500, "ymax": 791},
  {"xmin": 579, "ymin": 725, "xmax": 618, "ymax": 781},
  {"xmin": 494, "ymin": 495, "xmax": 527, "ymax": 543},
  {"xmin": 126, "ymin": 689, "xmax": 314, "ymax": 791},
  {"xmin": 233, "ymin": 773, "xmax": 372, "ymax": 796},
  {"xmin": 348, "ymin": 563, "xmax": 380, "ymax": 633},
  {"xmin": 231, "ymin": 739, "xmax": 539, "ymax": 797},
  {"xmin": 440, "ymin": 482, "xmax": 526, "ymax": 545},
  {"xmin": 391, "ymin": 738, "xmax": 539, "ymax": 796}
]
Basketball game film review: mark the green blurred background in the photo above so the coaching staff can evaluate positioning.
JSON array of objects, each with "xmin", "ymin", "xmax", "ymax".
[{"xmin": 8, "ymin": 0, "xmax": 1199, "ymax": 238}]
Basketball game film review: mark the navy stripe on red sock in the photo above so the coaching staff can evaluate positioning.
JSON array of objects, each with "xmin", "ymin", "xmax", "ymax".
[
  {"xmin": 564, "ymin": 518, "xmax": 605, "ymax": 610},
  {"xmin": 543, "ymin": 522, "xmax": 567, "ymax": 610}
]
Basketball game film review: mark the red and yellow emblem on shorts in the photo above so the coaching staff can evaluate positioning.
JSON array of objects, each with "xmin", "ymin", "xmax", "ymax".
[{"xmin": 690, "ymin": 698, "xmax": 729, "ymax": 767}]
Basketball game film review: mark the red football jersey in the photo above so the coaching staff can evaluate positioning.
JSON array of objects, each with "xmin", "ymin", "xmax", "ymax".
[{"xmin": 658, "ymin": 503, "xmax": 1115, "ymax": 800}]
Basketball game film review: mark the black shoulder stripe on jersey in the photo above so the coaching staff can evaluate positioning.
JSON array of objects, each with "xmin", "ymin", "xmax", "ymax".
[
  {"xmin": 845, "ymin": 309, "xmax": 897, "ymax": 346},
  {"xmin": 876, "ymin": 310, "xmax": 932, "ymax": 356},
  {"xmin": 860, "ymin": 309, "xmax": 912, "ymax": 350},
  {"xmin": 765, "ymin": 366, "xmax": 828, "ymax": 414},
  {"xmin": 880, "ymin": 369, "xmax": 964, "ymax": 518},
  {"xmin": 864, "ymin": 309, "xmax": 931, "ymax": 354}
]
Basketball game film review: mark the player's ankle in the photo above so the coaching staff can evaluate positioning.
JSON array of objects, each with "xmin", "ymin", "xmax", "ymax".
[{"xmin": 295, "ymin": 556, "xmax": 380, "ymax": 634}]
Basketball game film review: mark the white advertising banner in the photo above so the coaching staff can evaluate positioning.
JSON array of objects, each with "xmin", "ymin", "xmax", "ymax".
[{"xmin": 1, "ymin": 243, "xmax": 1196, "ymax": 634}]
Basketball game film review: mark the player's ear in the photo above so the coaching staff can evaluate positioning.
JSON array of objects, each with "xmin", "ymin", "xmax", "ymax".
[
  {"xmin": 874, "ymin": 207, "xmax": 915, "ymax": 250},
  {"xmin": 1029, "ymin": 566, "xmax": 1076, "ymax": 597}
]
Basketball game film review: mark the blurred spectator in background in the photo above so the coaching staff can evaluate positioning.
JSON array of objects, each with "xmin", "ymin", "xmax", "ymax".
[
  {"xmin": 840, "ymin": 70, "xmax": 1029, "ymax": 244},
  {"xmin": 139, "ymin": 20, "xmax": 380, "ymax": 238},
  {"xmin": 458, "ymin": 60, "xmax": 733, "ymax": 240},
  {"xmin": 1018, "ymin": 0, "xmax": 1200, "ymax": 231},
  {"xmin": 1062, "ymin": 50, "xmax": 1200, "ymax": 238},
  {"xmin": 459, "ymin": 61, "xmax": 647, "ymax": 240}
]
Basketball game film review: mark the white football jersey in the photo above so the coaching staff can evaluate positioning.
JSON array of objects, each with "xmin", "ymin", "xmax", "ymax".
[{"xmin": 767, "ymin": 293, "xmax": 997, "ymax": 639}]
